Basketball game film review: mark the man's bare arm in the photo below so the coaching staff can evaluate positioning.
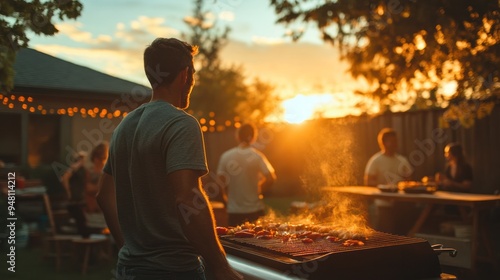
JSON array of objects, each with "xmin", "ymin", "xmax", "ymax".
[
  {"xmin": 171, "ymin": 169, "xmax": 242, "ymax": 280},
  {"xmin": 260, "ymin": 172, "xmax": 276, "ymax": 194},
  {"xmin": 96, "ymin": 172, "xmax": 124, "ymax": 248},
  {"xmin": 364, "ymin": 174, "xmax": 378, "ymax": 186}
]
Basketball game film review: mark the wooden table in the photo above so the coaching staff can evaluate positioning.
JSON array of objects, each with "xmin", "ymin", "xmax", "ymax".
[{"xmin": 323, "ymin": 186, "xmax": 500, "ymax": 270}]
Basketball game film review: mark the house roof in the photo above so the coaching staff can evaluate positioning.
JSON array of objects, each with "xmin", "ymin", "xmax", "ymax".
[{"xmin": 13, "ymin": 48, "xmax": 151, "ymax": 97}]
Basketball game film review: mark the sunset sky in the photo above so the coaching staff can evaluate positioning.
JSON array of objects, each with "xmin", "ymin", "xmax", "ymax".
[{"xmin": 29, "ymin": 0, "xmax": 377, "ymax": 122}]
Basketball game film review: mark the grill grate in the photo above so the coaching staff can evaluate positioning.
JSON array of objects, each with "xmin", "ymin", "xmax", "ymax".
[{"xmin": 222, "ymin": 231, "xmax": 423, "ymax": 258}]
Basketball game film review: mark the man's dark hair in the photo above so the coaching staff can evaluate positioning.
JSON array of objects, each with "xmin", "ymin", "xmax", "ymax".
[
  {"xmin": 143, "ymin": 38, "xmax": 198, "ymax": 89},
  {"xmin": 237, "ymin": 123, "xmax": 257, "ymax": 144},
  {"xmin": 446, "ymin": 142, "xmax": 466, "ymax": 166},
  {"xmin": 377, "ymin": 128, "xmax": 397, "ymax": 149}
]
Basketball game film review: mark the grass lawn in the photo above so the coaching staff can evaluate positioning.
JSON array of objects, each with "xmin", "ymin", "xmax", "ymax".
[{"xmin": 0, "ymin": 245, "xmax": 117, "ymax": 280}]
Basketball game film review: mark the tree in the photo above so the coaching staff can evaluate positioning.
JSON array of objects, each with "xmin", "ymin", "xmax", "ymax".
[
  {"xmin": 269, "ymin": 0, "xmax": 500, "ymax": 109},
  {"xmin": 183, "ymin": 0, "xmax": 230, "ymax": 71},
  {"xmin": 0, "ymin": 0, "xmax": 83, "ymax": 91},
  {"xmin": 236, "ymin": 78, "xmax": 282, "ymax": 125},
  {"xmin": 190, "ymin": 64, "xmax": 248, "ymax": 122},
  {"xmin": 184, "ymin": 0, "xmax": 280, "ymax": 124}
]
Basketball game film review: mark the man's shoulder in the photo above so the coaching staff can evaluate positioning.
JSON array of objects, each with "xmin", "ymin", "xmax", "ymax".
[
  {"xmin": 368, "ymin": 151, "xmax": 384, "ymax": 162},
  {"xmin": 394, "ymin": 153, "xmax": 410, "ymax": 163},
  {"xmin": 221, "ymin": 147, "xmax": 239, "ymax": 157}
]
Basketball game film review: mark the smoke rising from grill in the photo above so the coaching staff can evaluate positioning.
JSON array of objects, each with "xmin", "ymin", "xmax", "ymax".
[
  {"xmin": 300, "ymin": 121, "xmax": 359, "ymax": 191},
  {"xmin": 257, "ymin": 121, "xmax": 373, "ymax": 237}
]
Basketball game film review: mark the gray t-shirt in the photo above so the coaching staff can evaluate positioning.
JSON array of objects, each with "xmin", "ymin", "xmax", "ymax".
[{"xmin": 103, "ymin": 100, "xmax": 208, "ymax": 271}]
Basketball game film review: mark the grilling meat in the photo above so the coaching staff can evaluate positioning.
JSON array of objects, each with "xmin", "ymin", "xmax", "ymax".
[
  {"xmin": 342, "ymin": 239, "xmax": 365, "ymax": 246},
  {"xmin": 216, "ymin": 221, "xmax": 369, "ymax": 245}
]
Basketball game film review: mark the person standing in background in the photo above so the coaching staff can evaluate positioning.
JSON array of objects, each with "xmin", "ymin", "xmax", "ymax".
[{"xmin": 217, "ymin": 123, "xmax": 277, "ymax": 226}]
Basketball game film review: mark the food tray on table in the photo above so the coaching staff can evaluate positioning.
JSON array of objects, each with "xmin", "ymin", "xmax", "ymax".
[
  {"xmin": 398, "ymin": 181, "xmax": 437, "ymax": 194},
  {"xmin": 403, "ymin": 186, "xmax": 437, "ymax": 194}
]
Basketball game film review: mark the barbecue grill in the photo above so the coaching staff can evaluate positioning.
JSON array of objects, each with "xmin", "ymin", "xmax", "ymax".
[{"xmin": 221, "ymin": 231, "xmax": 445, "ymax": 280}]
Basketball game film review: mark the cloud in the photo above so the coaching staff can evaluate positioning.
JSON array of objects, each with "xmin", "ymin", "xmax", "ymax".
[
  {"xmin": 37, "ymin": 16, "xmax": 183, "ymax": 84},
  {"xmin": 114, "ymin": 16, "xmax": 179, "ymax": 44},
  {"xmin": 218, "ymin": 11, "xmax": 235, "ymax": 22},
  {"xmin": 221, "ymin": 40, "xmax": 367, "ymax": 96},
  {"xmin": 33, "ymin": 44, "xmax": 148, "ymax": 86},
  {"xmin": 251, "ymin": 36, "xmax": 285, "ymax": 45},
  {"xmin": 55, "ymin": 22, "xmax": 113, "ymax": 45}
]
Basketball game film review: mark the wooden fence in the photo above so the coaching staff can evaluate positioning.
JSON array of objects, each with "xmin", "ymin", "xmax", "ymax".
[{"xmin": 203, "ymin": 105, "xmax": 500, "ymax": 196}]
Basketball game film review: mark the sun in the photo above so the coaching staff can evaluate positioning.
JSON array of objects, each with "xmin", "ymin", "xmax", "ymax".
[
  {"xmin": 278, "ymin": 92, "xmax": 380, "ymax": 124},
  {"xmin": 281, "ymin": 94, "xmax": 334, "ymax": 124}
]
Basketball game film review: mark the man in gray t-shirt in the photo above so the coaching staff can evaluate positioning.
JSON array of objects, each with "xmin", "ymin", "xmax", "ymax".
[{"xmin": 97, "ymin": 38, "xmax": 242, "ymax": 280}]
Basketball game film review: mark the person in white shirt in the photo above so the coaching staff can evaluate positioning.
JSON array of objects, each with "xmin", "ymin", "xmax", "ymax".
[
  {"xmin": 364, "ymin": 128, "xmax": 414, "ymax": 234},
  {"xmin": 217, "ymin": 123, "xmax": 277, "ymax": 226},
  {"xmin": 364, "ymin": 128, "xmax": 413, "ymax": 185}
]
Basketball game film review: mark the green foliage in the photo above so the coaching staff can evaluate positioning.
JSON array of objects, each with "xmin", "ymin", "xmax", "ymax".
[
  {"xmin": 270, "ymin": 0, "xmax": 500, "ymax": 108},
  {"xmin": 190, "ymin": 65, "xmax": 248, "ymax": 121},
  {"xmin": 0, "ymin": 0, "xmax": 83, "ymax": 91},
  {"xmin": 237, "ymin": 78, "xmax": 282, "ymax": 125}
]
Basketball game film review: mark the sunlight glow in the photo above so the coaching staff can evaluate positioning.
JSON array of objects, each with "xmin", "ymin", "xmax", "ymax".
[
  {"xmin": 282, "ymin": 94, "xmax": 332, "ymax": 124},
  {"xmin": 279, "ymin": 92, "xmax": 378, "ymax": 124},
  {"xmin": 440, "ymin": 81, "xmax": 458, "ymax": 98}
]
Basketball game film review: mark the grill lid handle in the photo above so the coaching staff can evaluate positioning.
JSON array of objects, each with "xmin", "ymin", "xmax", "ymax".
[{"xmin": 431, "ymin": 244, "xmax": 458, "ymax": 257}]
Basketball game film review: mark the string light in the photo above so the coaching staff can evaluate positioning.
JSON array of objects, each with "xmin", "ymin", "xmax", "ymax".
[{"xmin": 0, "ymin": 93, "xmax": 239, "ymax": 132}]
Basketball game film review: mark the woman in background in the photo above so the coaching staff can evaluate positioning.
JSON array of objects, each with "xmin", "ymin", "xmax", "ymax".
[
  {"xmin": 437, "ymin": 142, "xmax": 473, "ymax": 193},
  {"xmin": 61, "ymin": 151, "xmax": 90, "ymax": 238},
  {"xmin": 86, "ymin": 141, "xmax": 109, "ymax": 213}
]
